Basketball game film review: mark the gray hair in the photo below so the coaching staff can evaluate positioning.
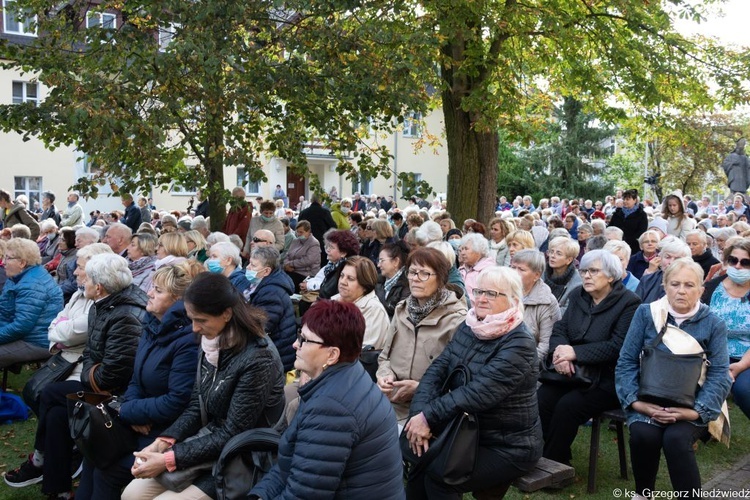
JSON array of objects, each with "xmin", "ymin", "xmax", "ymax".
[
  {"xmin": 603, "ymin": 240, "xmax": 632, "ymax": 262},
  {"xmin": 415, "ymin": 221, "xmax": 443, "ymax": 246},
  {"xmin": 591, "ymin": 219, "xmax": 606, "ymax": 234},
  {"xmin": 190, "ymin": 215, "xmax": 208, "ymax": 231},
  {"xmin": 511, "ymin": 249, "xmax": 546, "ymax": 275},
  {"xmin": 460, "ymin": 233, "xmax": 490, "ymax": 257},
  {"xmin": 580, "ymin": 249, "xmax": 623, "ymax": 282},
  {"xmin": 10, "ymin": 224, "xmax": 31, "ymax": 240},
  {"xmin": 604, "ymin": 226, "xmax": 624, "ymax": 240},
  {"xmin": 40, "ymin": 219, "xmax": 58, "ymax": 233},
  {"xmin": 638, "ymin": 230, "xmax": 661, "ymax": 245},
  {"xmin": 85, "ymin": 253, "xmax": 133, "ymax": 293},
  {"xmin": 210, "ymin": 241, "xmax": 241, "ymax": 268},
  {"xmin": 711, "ymin": 227, "xmax": 738, "ymax": 241},
  {"xmin": 76, "ymin": 226, "xmax": 100, "ymax": 243},
  {"xmin": 476, "ymin": 266, "xmax": 525, "ymax": 314},
  {"xmin": 663, "ymin": 257, "xmax": 704, "ymax": 285},
  {"xmin": 426, "ymin": 241, "xmax": 456, "ymax": 267},
  {"xmin": 76, "ymin": 242, "xmax": 114, "ymax": 261},
  {"xmin": 251, "ymin": 246, "xmax": 280, "ymax": 270},
  {"xmin": 659, "ymin": 238, "xmax": 691, "ymax": 258},
  {"xmin": 685, "ymin": 229, "xmax": 707, "ymax": 245},
  {"xmin": 228, "ymin": 234, "xmax": 244, "ymax": 251},
  {"xmin": 548, "ymin": 228, "xmax": 570, "ymax": 241},
  {"xmin": 206, "ymin": 232, "xmax": 231, "ymax": 246}
]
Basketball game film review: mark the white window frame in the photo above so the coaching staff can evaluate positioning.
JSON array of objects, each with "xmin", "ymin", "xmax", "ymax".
[
  {"xmin": 352, "ymin": 173, "xmax": 372, "ymax": 195},
  {"xmin": 3, "ymin": 0, "xmax": 36, "ymax": 36},
  {"xmin": 86, "ymin": 12, "xmax": 117, "ymax": 30},
  {"xmin": 237, "ymin": 168, "xmax": 261, "ymax": 195},
  {"xmin": 403, "ymin": 111, "xmax": 421, "ymax": 138},
  {"xmin": 14, "ymin": 176, "xmax": 43, "ymax": 209},
  {"xmin": 12, "ymin": 81, "xmax": 39, "ymax": 106},
  {"xmin": 158, "ymin": 22, "xmax": 180, "ymax": 51}
]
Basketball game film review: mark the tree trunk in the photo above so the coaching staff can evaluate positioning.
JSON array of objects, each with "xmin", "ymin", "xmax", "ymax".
[
  {"xmin": 205, "ymin": 113, "xmax": 226, "ymax": 232},
  {"xmin": 443, "ymin": 90, "xmax": 499, "ymax": 226}
]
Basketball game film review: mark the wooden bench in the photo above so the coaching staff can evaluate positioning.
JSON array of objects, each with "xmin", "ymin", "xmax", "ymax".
[
  {"xmin": 588, "ymin": 408, "xmax": 628, "ymax": 493},
  {"xmin": 510, "ymin": 457, "xmax": 575, "ymax": 493},
  {"xmin": 2, "ymin": 359, "xmax": 48, "ymax": 392}
]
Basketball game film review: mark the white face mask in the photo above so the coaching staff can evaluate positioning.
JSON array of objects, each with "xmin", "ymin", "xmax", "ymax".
[
  {"xmin": 341, "ymin": 207, "xmax": 351, "ymax": 214},
  {"xmin": 727, "ymin": 267, "xmax": 750, "ymax": 285}
]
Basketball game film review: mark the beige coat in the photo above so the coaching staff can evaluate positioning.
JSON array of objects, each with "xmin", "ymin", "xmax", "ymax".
[
  {"xmin": 376, "ymin": 290, "xmax": 468, "ymax": 420},
  {"xmin": 333, "ymin": 290, "xmax": 390, "ymax": 350},
  {"xmin": 522, "ymin": 279, "xmax": 562, "ymax": 361}
]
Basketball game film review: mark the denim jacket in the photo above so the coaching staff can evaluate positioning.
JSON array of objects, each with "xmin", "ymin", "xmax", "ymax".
[{"xmin": 616, "ymin": 303, "xmax": 731, "ymax": 426}]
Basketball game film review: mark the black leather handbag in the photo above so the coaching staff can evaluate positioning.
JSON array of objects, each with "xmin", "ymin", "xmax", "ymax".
[
  {"xmin": 23, "ymin": 352, "xmax": 81, "ymax": 416},
  {"xmin": 538, "ymin": 357, "xmax": 595, "ymax": 388},
  {"xmin": 66, "ymin": 391, "xmax": 137, "ymax": 469},
  {"xmin": 639, "ymin": 324, "xmax": 706, "ymax": 408},
  {"xmin": 400, "ymin": 365, "xmax": 478, "ymax": 486}
]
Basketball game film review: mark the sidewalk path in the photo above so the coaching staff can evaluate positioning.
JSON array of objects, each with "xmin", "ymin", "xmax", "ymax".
[{"xmin": 704, "ymin": 454, "xmax": 750, "ymax": 492}]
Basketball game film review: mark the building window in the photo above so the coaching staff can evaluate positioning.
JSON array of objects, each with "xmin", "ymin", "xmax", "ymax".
[
  {"xmin": 403, "ymin": 111, "xmax": 421, "ymax": 138},
  {"xmin": 237, "ymin": 168, "xmax": 261, "ymax": 195},
  {"xmin": 14, "ymin": 176, "xmax": 42, "ymax": 209},
  {"xmin": 158, "ymin": 23, "xmax": 180, "ymax": 51},
  {"xmin": 3, "ymin": 0, "xmax": 36, "ymax": 36},
  {"xmin": 12, "ymin": 81, "xmax": 38, "ymax": 106},
  {"xmin": 351, "ymin": 173, "xmax": 372, "ymax": 195},
  {"xmin": 86, "ymin": 12, "xmax": 117, "ymax": 29}
]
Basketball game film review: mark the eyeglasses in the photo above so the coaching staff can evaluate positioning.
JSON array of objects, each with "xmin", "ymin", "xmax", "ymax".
[
  {"xmin": 296, "ymin": 333, "xmax": 326, "ymax": 347},
  {"xmin": 407, "ymin": 269, "xmax": 436, "ymax": 281},
  {"xmin": 727, "ymin": 256, "xmax": 750, "ymax": 269},
  {"xmin": 579, "ymin": 268, "xmax": 602, "ymax": 277},
  {"xmin": 252, "ymin": 237, "xmax": 270, "ymax": 244},
  {"xmin": 471, "ymin": 289, "xmax": 506, "ymax": 299},
  {"xmin": 377, "ymin": 257, "xmax": 392, "ymax": 264}
]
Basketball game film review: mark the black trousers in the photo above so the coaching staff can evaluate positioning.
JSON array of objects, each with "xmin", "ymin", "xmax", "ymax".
[
  {"xmin": 34, "ymin": 380, "xmax": 84, "ymax": 495},
  {"xmin": 405, "ymin": 446, "xmax": 536, "ymax": 500},
  {"xmin": 537, "ymin": 382, "xmax": 620, "ymax": 464},
  {"xmin": 630, "ymin": 421, "xmax": 707, "ymax": 498}
]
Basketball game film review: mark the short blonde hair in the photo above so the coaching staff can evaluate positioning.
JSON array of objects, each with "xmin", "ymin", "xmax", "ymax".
[
  {"xmin": 5, "ymin": 238, "xmax": 41, "ymax": 266},
  {"xmin": 476, "ymin": 266, "xmax": 524, "ymax": 315},
  {"xmin": 159, "ymin": 232, "xmax": 189, "ymax": 258},
  {"xmin": 506, "ymin": 230, "xmax": 535, "ymax": 251},
  {"xmin": 548, "ymin": 235, "xmax": 580, "ymax": 260},
  {"xmin": 183, "ymin": 230, "xmax": 207, "ymax": 251},
  {"xmin": 152, "ymin": 261, "xmax": 204, "ymax": 298}
]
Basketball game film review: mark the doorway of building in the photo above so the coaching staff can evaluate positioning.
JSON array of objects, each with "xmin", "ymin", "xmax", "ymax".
[{"xmin": 286, "ymin": 172, "xmax": 306, "ymax": 210}]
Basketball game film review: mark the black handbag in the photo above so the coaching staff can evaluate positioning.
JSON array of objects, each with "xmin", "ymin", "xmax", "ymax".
[
  {"xmin": 538, "ymin": 357, "xmax": 595, "ymax": 388},
  {"xmin": 66, "ymin": 391, "xmax": 137, "ymax": 469},
  {"xmin": 639, "ymin": 323, "xmax": 706, "ymax": 408},
  {"xmin": 23, "ymin": 352, "xmax": 81, "ymax": 416},
  {"xmin": 213, "ymin": 428, "xmax": 280, "ymax": 500},
  {"xmin": 359, "ymin": 345, "xmax": 382, "ymax": 383},
  {"xmin": 400, "ymin": 365, "xmax": 478, "ymax": 486}
]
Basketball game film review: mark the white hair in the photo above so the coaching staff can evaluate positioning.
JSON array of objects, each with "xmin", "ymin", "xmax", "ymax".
[{"xmin": 86, "ymin": 253, "xmax": 133, "ymax": 293}]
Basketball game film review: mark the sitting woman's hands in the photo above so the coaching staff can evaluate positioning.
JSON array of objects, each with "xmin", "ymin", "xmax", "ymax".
[
  {"xmin": 142, "ymin": 438, "xmax": 171, "ymax": 454},
  {"xmin": 377, "ymin": 376, "xmax": 394, "ymax": 395},
  {"xmin": 131, "ymin": 424, "xmax": 152, "ymax": 435},
  {"xmin": 131, "ymin": 450, "xmax": 167, "ymax": 479},
  {"xmin": 631, "ymin": 401, "xmax": 700, "ymax": 424},
  {"xmin": 404, "ymin": 412, "xmax": 432, "ymax": 457},
  {"xmin": 390, "ymin": 380, "xmax": 419, "ymax": 404},
  {"xmin": 552, "ymin": 345, "xmax": 577, "ymax": 377}
]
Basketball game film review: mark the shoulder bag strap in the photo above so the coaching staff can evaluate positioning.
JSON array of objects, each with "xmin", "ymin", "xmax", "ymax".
[{"xmin": 197, "ymin": 353, "xmax": 207, "ymax": 427}]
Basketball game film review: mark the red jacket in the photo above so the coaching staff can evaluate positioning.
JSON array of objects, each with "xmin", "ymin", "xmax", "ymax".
[{"xmin": 222, "ymin": 203, "xmax": 252, "ymax": 242}]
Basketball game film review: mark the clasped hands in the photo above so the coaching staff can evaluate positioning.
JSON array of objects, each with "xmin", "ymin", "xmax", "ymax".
[
  {"xmin": 552, "ymin": 345, "xmax": 577, "ymax": 377},
  {"xmin": 631, "ymin": 401, "xmax": 699, "ymax": 424},
  {"xmin": 130, "ymin": 439, "xmax": 169, "ymax": 479},
  {"xmin": 403, "ymin": 412, "xmax": 432, "ymax": 457},
  {"xmin": 377, "ymin": 376, "xmax": 418, "ymax": 404}
]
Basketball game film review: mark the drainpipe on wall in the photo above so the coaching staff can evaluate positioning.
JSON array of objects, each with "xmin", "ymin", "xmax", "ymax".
[{"xmin": 393, "ymin": 130, "xmax": 398, "ymax": 201}]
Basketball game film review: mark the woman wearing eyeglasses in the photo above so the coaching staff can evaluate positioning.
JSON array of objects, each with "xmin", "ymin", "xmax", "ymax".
[
  {"xmin": 250, "ymin": 300, "xmax": 405, "ymax": 500},
  {"xmin": 404, "ymin": 266, "xmax": 542, "ymax": 498},
  {"xmin": 377, "ymin": 248, "xmax": 467, "ymax": 424},
  {"xmin": 537, "ymin": 250, "xmax": 640, "ymax": 466},
  {"xmin": 702, "ymin": 238, "xmax": 750, "ymax": 418},
  {"xmin": 375, "ymin": 241, "xmax": 412, "ymax": 319},
  {"xmin": 543, "ymin": 236, "xmax": 582, "ymax": 315}
]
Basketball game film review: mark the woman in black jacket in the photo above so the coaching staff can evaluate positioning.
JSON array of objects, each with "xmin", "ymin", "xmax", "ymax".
[
  {"xmin": 405, "ymin": 266, "xmax": 542, "ymax": 499},
  {"xmin": 608, "ymin": 189, "xmax": 649, "ymax": 256},
  {"xmin": 537, "ymin": 250, "xmax": 641, "ymax": 465},
  {"xmin": 375, "ymin": 241, "xmax": 411, "ymax": 319},
  {"xmin": 5, "ymin": 253, "xmax": 148, "ymax": 499},
  {"xmin": 123, "ymin": 272, "xmax": 285, "ymax": 500}
]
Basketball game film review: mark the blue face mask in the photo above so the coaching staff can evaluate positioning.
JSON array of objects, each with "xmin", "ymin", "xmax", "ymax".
[
  {"xmin": 206, "ymin": 259, "xmax": 224, "ymax": 274},
  {"xmin": 297, "ymin": 235, "xmax": 307, "ymax": 241},
  {"xmin": 448, "ymin": 239, "xmax": 461, "ymax": 250},
  {"xmin": 727, "ymin": 267, "xmax": 750, "ymax": 285},
  {"xmin": 245, "ymin": 269, "xmax": 260, "ymax": 283},
  {"xmin": 261, "ymin": 215, "xmax": 273, "ymax": 223}
]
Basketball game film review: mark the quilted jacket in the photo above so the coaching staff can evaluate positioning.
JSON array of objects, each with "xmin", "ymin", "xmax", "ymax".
[
  {"xmin": 81, "ymin": 284, "xmax": 148, "ymax": 394},
  {"xmin": 247, "ymin": 267, "xmax": 297, "ymax": 372},
  {"xmin": 0, "ymin": 264, "xmax": 63, "ymax": 348},
  {"xmin": 251, "ymin": 362, "xmax": 405, "ymax": 500},
  {"xmin": 3, "ymin": 201, "xmax": 40, "ymax": 240},
  {"xmin": 374, "ymin": 270, "xmax": 410, "ymax": 319},
  {"xmin": 119, "ymin": 301, "xmax": 198, "ymax": 438},
  {"xmin": 162, "ymin": 335, "xmax": 285, "ymax": 497}
]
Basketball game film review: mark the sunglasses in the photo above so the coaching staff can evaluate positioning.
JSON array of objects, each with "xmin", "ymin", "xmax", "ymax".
[
  {"xmin": 727, "ymin": 256, "xmax": 750, "ymax": 269},
  {"xmin": 252, "ymin": 237, "xmax": 270, "ymax": 244}
]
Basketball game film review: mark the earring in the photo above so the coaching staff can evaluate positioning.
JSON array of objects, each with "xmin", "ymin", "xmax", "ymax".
[{"xmin": 322, "ymin": 363, "xmax": 329, "ymax": 371}]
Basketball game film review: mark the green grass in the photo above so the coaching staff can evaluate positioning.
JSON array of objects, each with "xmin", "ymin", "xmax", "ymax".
[{"xmin": 0, "ymin": 365, "xmax": 748, "ymax": 500}]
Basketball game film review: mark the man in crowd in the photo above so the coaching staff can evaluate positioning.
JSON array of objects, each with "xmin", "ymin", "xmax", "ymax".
[
  {"xmin": 60, "ymin": 193, "xmax": 84, "ymax": 227},
  {"xmin": 120, "ymin": 193, "xmax": 142, "ymax": 233}
]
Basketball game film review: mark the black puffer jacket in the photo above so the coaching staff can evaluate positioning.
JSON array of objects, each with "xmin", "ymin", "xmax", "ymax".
[
  {"xmin": 163, "ymin": 335, "xmax": 285, "ymax": 497},
  {"xmin": 608, "ymin": 204, "xmax": 648, "ymax": 256},
  {"xmin": 375, "ymin": 270, "xmax": 410, "ymax": 319},
  {"xmin": 81, "ymin": 284, "xmax": 148, "ymax": 394},
  {"xmin": 410, "ymin": 322, "xmax": 543, "ymax": 463},
  {"xmin": 548, "ymin": 282, "xmax": 641, "ymax": 392}
]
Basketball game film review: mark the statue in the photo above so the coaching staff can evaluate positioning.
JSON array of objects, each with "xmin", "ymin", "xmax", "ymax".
[{"xmin": 722, "ymin": 138, "xmax": 750, "ymax": 194}]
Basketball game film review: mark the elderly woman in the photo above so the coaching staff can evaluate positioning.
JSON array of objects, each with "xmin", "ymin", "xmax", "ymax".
[
  {"xmin": 250, "ymin": 300, "xmax": 404, "ymax": 499},
  {"xmin": 543, "ymin": 236, "xmax": 582, "ymax": 315},
  {"xmin": 537, "ymin": 250, "xmax": 640, "ymax": 465},
  {"xmin": 123, "ymin": 272, "xmax": 284, "ymax": 500},
  {"xmin": 5, "ymin": 254, "xmax": 148, "ymax": 498},
  {"xmin": 488, "ymin": 217, "xmax": 515, "ymax": 266},
  {"xmin": 617, "ymin": 259, "xmax": 730, "ymax": 497},
  {"xmin": 701, "ymin": 238, "xmax": 750, "ymax": 418},
  {"xmin": 0, "ymin": 238, "xmax": 63, "ymax": 367},
  {"xmin": 127, "ymin": 232, "xmax": 158, "ymax": 293},
  {"xmin": 282, "ymin": 220, "xmax": 321, "ymax": 291},
  {"xmin": 706, "ymin": 228, "xmax": 738, "ymax": 280},
  {"xmin": 159, "ymin": 214, "xmax": 179, "ymax": 234},
  {"xmin": 604, "ymin": 240, "xmax": 640, "ymax": 292},
  {"xmin": 333, "ymin": 256, "xmax": 390, "ymax": 350},
  {"xmin": 155, "ymin": 232, "xmax": 188, "ymax": 270},
  {"xmin": 636, "ymin": 238, "xmax": 691, "ymax": 304},
  {"xmin": 375, "ymin": 241, "xmax": 412, "ymax": 319},
  {"xmin": 76, "ymin": 262, "xmax": 201, "ymax": 500},
  {"xmin": 205, "ymin": 241, "xmax": 249, "ymax": 293},
  {"xmin": 244, "ymin": 246, "xmax": 297, "ymax": 372},
  {"xmin": 331, "ymin": 198, "xmax": 353, "ymax": 230},
  {"xmin": 511, "ymin": 249, "xmax": 561, "ymax": 360},
  {"xmin": 377, "ymin": 247, "xmax": 467, "ymax": 422},
  {"xmin": 183, "ymin": 230, "xmax": 208, "ymax": 263},
  {"xmin": 627, "ymin": 230, "xmax": 661, "ymax": 280},
  {"xmin": 662, "ymin": 193, "xmax": 696, "ymax": 239},
  {"xmin": 45, "ymin": 227, "xmax": 77, "ymax": 276},
  {"xmin": 405, "ymin": 266, "xmax": 542, "ymax": 498},
  {"xmin": 609, "ymin": 189, "xmax": 649, "ymax": 255},
  {"xmin": 300, "ymin": 229, "xmax": 361, "ymax": 314},
  {"xmin": 458, "ymin": 233, "xmax": 495, "ymax": 303},
  {"xmin": 38, "ymin": 219, "xmax": 60, "ymax": 265}
]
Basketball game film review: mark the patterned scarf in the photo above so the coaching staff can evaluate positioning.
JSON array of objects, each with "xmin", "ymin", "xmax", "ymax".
[
  {"xmin": 545, "ymin": 263, "xmax": 576, "ymax": 301},
  {"xmin": 323, "ymin": 258, "xmax": 346, "ymax": 280},
  {"xmin": 466, "ymin": 306, "xmax": 524, "ymax": 340},
  {"xmin": 407, "ymin": 288, "xmax": 451, "ymax": 326},
  {"xmin": 621, "ymin": 204, "xmax": 639, "ymax": 218},
  {"xmin": 383, "ymin": 268, "xmax": 404, "ymax": 298}
]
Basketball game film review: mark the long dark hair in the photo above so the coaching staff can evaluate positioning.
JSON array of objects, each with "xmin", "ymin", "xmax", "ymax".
[{"xmin": 184, "ymin": 272, "xmax": 265, "ymax": 352}]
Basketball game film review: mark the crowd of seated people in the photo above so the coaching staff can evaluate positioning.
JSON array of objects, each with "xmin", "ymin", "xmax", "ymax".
[{"xmin": 0, "ymin": 186, "xmax": 747, "ymax": 499}]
